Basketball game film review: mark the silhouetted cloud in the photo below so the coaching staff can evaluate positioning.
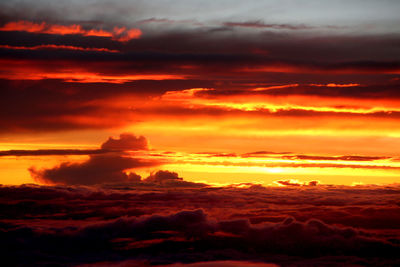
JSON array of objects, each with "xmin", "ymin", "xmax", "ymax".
[
  {"xmin": 101, "ymin": 133, "xmax": 148, "ymax": 151},
  {"xmin": 28, "ymin": 133, "xmax": 158, "ymax": 185},
  {"xmin": 0, "ymin": 149, "xmax": 104, "ymax": 156},
  {"xmin": 29, "ymin": 155, "xmax": 151, "ymax": 185},
  {"xmin": 144, "ymin": 170, "xmax": 207, "ymax": 188}
]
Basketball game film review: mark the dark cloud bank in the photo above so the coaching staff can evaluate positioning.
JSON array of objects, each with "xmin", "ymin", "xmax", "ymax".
[
  {"xmin": 27, "ymin": 133, "xmax": 205, "ymax": 188},
  {"xmin": 1, "ymin": 182, "xmax": 399, "ymax": 266}
]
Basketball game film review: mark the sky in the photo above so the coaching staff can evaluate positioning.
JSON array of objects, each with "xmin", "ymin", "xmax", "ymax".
[
  {"xmin": 1, "ymin": 0, "xmax": 400, "ymax": 186},
  {"xmin": 1, "ymin": 1, "xmax": 400, "ymax": 266}
]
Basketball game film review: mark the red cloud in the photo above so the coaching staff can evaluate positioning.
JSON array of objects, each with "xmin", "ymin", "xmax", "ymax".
[{"xmin": 0, "ymin": 21, "xmax": 141, "ymax": 42}]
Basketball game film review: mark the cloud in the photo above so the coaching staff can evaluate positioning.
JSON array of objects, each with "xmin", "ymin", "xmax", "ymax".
[
  {"xmin": 29, "ymin": 155, "xmax": 150, "ymax": 185},
  {"xmin": 25, "ymin": 133, "xmax": 207, "ymax": 187},
  {"xmin": 0, "ymin": 20, "xmax": 141, "ymax": 42},
  {"xmin": 101, "ymin": 133, "xmax": 148, "ymax": 151},
  {"xmin": 282, "ymin": 154, "xmax": 390, "ymax": 161},
  {"xmin": 144, "ymin": 170, "xmax": 206, "ymax": 188},
  {"xmin": 0, "ymin": 149, "xmax": 104, "ymax": 157},
  {"xmin": 28, "ymin": 133, "xmax": 158, "ymax": 185},
  {"xmin": 0, "ymin": 44, "xmax": 119, "ymax": 53},
  {"xmin": 0, "ymin": 78, "xmax": 216, "ymax": 132},
  {"xmin": 0, "ymin": 26, "xmax": 399, "ymax": 135},
  {"xmin": 275, "ymin": 180, "xmax": 319, "ymax": 187},
  {"xmin": 0, "ymin": 135, "xmax": 152, "ymax": 158},
  {"xmin": 145, "ymin": 170, "xmax": 182, "ymax": 183},
  {"xmin": 136, "ymin": 17, "xmax": 201, "ymax": 27},
  {"xmin": 223, "ymin": 21, "xmax": 314, "ymax": 30},
  {"xmin": 1, "ymin": 183, "xmax": 400, "ymax": 265}
]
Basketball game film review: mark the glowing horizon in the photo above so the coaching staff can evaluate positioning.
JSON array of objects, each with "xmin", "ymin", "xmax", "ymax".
[{"xmin": 1, "ymin": 1, "xmax": 400, "ymax": 266}]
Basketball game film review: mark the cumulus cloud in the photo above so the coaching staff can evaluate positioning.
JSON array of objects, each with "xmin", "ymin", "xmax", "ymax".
[
  {"xmin": 29, "ymin": 155, "xmax": 148, "ymax": 185},
  {"xmin": 26, "ymin": 134, "xmax": 209, "ymax": 187},
  {"xmin": 101, "ymin": 133, "xmax": 148, "ymax": 151},
  {"xmin": 145, "ymin": 170, "xmax": 182, "ymax": 183},
  {"xmin": 29, "ymin": 133, "xmax": 156, "ymax": 185}
]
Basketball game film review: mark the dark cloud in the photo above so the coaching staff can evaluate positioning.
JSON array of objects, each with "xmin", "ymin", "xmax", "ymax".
[
  {"xmin": 144, "ymin": 170, "xmax": 206, "ymax": 188},
  {"xmin": 1, "ymin": 27, "xmax": 400, "ymax": 134},
  {"xmin": 28, "ymin": 133, "xmax": 158, "ymax": 185},
  {"xmin": 1, "ymin": 184, "xmax": 400, "ymax": 266},
  {"xmin": 136, "ymin": 17, "xmax": 201, "ymax": 26},
  {"xmin": 1, "ymin": 27, "xmax": 400, "ymax": 72},
  {"xmin": 0, "ymin": 134, "xmax": 147, "ymax": 157},
  {"xmin": 223, "ymin": 21, "xmax": 314, "ymax": 30},
  {"xmin": 0, "ymin": 78, "xmax": 215, "ymax": 133},
  {"xmin": 145, "ymin": 170, "xmax": 182, "ymax": 183},
  {"xmin": 25, "ymin": 133, "xmax": 207, "ymax": 186},
  {"xmin": 101, "ymin": 133, "xmax": 148, "ymax": 151},
  {"xmin": 0, "ymin": 149, "xmax": 103, "ymax": 157},
  {"xmin": 29, "ymin": 155, "xmax": 150, "ymax": 185}
]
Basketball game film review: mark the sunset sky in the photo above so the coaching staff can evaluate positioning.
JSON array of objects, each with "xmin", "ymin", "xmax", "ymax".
[
  {"xmin": 1, "ymin": 0, "xmax": 400, "ymax": 186},
  {"xmin": 1, "ymin": 1, "xmax": 400, "ymax": 266}
]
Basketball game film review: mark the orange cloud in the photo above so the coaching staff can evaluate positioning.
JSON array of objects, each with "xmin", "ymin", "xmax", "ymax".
[
  {"xmin": 0, "ymin": 60, "xmax": 185, "ymax": 83},
  {"xmin": 161, "ymin": 87, "xmax": 400, "ymax": 115},
  {"xmin": 0, "ymin": 21, "xmax": 141, "ymax": 42},
  {"xmin": 310, "ymin": 83, "xmax": 360, "ymax": 87},
  {"xmin": 251, "ymin": 84, "xmax": 299, "ymax": 91}
]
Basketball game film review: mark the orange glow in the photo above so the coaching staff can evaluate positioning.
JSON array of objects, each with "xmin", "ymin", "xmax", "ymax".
[
  {"xmin": 0, "ymin": 20, "xmax": 47, "ymax": 33},
  {"xmin": 3, "ymin": 146, "xmax": 400, "ymax": 185},
  {"xmin": 161, "ymin": 87, "xmax": 400, "ymax": 115},
  {"xmin": 34, "ymin": 73, "xmax": 185, "ymax": 83},
  {"xmin": 251, "ymin": 84, "xmax": 299, "ymax": 91},
  {"xmin": 113, "ymin": 27, "xmax": 142, "ymax": 42},
  {"xmin": 2, "ymin": 3, "xmax": 400, "ymax": 264},
  {"xmin": 0, "ymin": 60, "xmax": 186, "ymax": 82},
  {"xmin": 0, "ymin": 20, "xmax": 142, "ymax": 42},
  {"xmin": 129, "ymin": 149, "xmax": 400, "ymax": 185},
  {"xmin": 310, "ymin": 83, "xmax": 360, "ymax": 87}
]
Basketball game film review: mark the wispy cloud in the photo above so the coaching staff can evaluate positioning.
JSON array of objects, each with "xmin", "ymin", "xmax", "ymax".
[
  {"xmin": 0, "ymin": 20, "xmax": 141, "ymax": 42},
  {"xmin": 223, "ymin": 20, "xmax": 314, "ymax": 30}
]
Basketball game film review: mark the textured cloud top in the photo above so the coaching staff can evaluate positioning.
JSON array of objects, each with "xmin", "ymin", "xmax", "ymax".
[{"xmin": 1, "ymin": 183, "xmax": 399, "ymax": 266}]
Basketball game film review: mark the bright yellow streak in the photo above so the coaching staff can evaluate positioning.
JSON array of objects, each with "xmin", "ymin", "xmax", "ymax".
[
  {"xmin": 161, "ymin": 163, "xmax": 400, "ymax": 186},
  {"xmin": 162, "ymin": 88, "xmax": 400, "ymax": 114}
]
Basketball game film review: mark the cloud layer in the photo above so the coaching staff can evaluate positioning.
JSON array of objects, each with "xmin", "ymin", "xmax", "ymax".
[{"xmin": 1, "ymin": 183, "xmax": 399, "ymax": 266}]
